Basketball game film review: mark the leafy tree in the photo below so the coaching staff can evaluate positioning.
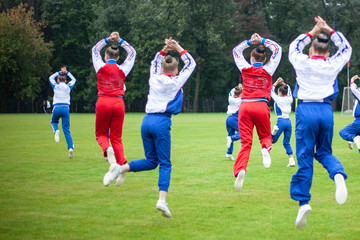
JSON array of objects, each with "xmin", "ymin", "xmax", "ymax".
[{"xmin": 0, "ymin": 3, "xmax": 52, "ymax": 112}]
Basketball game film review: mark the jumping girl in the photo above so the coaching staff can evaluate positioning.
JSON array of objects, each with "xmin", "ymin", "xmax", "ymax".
[
  {"xmin": 49, "ymin": 67, "xmax": 76, "ymax": 158},
  {"xmin": 232, "ymin": 33, "xmax": 282, "ymax": 192},
  {"xmin": 92, "ymin": 32, "xmax": 136, "ymax": 185},
  {"xmin": 271, "ymin": 77, "xmax": 295, "ymax": 167}
]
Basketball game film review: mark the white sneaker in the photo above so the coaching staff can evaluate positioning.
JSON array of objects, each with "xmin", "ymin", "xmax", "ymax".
[
  {"xmin": 348, "ymin": 142, "xmax": 354, "ymax": 150},
  {"xmin": 261, "ymin": 148, "xmax": 271, "ymax": 168},
  {"xmin": 116, "ymin": 172, "xmax": 126, "ymax": 186},
  {"xmin": 353, "ymin": 136, "xmax": 360, "ymax": 150},
  {"xmin": 54, "ymin": 130, "xmax": 60, "ymax": 142},
  {"xmin": 234, "ymin": 170, "xmax": 246, "ymax": 191},
  {"xmin": 226, "ymin": 136, "xmax": 232, "ymax": 149},
  {"xmin": 226, "ymin": 154, "xmax": 235, "ymax": 161},
  {"xmin": 69, "ymin": 148, "xmax": 74, "ymax": 159},
  {"xmin": 156, "ymin": 200, "xmax": 172, "ymax": 218},
  {"xmin": 272, "ymin": 125, "xmax": 279, "ymax": 136},
  {"xmin": 106, "ymin": 147, "xmax": 116, "ymax": 165},
  {"xmin": 295, "ymin": 204, "xmax": 312, "ymax": 229},
  {"xmin": 334, "ymin": 174, "xmax": 347, "ymax": 205},
  {"xmin": 103, "ymin": 163, "xmax": 121, "ymax": 186},
  {"xmin": 287, "ymin": 156, "xmax": 295, "ymax": 167}
]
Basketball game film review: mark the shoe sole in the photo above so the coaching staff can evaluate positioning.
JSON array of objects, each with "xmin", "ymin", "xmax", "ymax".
[
  {"xmin": 69, "ymin": 149, "xmax": 74, "ymax": 159},
  {"xmin": 234, "ymin": 170, "xmax": 245, "ymax": 191},
  {"xmin": 54, "ymin": 130, "xmax": 60, "ymax": 143},
  {"xmin": 335, "ymin": 174, "xmax": 347, "ymax": 205},
  {"xmin": 295, "ymin": 208, "xmax": 312, "ymax": 229},
  {"xmin": 261, "ymin": 149, "xmax": 271, "ymax": 168},
  {"xmin": 116, "ymin": 173, "xmax": 126, "ymax": 186},
  {"xmin": 156, "ymin": 205, "xmax": 172, "ymax": 218}
]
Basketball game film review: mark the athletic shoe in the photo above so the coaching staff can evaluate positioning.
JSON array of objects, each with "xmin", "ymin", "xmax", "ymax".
[
  {"xmin": 348, "ymin": 141, "xmax": 354, "ymax": 150},
  {"xmin": 295, "ymin": 204, "xmax": 312, "ymax": 229},
  {"xmin": 116, "ymin": 172, "xmax": 126, "ymax": 186},
  {"xmin": 287, "ymin": 156, "xmax": 295, "ymax": 167},
  {"xmin": 226, "ymin": 136, "xmax": 232, "ymax": 149},
  {"xmin": 271, "ymin": 125, "xmax": 279, "ymax": 136},
  {"xmin": 103, "ymin": 163, "xmax": 121, "ymax": 186},
  {"xmin": 106, "ymin": 147, "xmax": 116, "ymax": 165},
  {"xmin": 156, "ymin": 200, "xmax": 172, "ymax": 218},
  {"xmin": 234, "ymin": 170, "xmax": 246, "ymax": 191},
  {"xmin": 261, "ymin": 148, "xmax": 271, "ymax": 168},
  {"xmin": 226, "ymin": 154, "xmax": 235, "ymax": 161},
  {"xmin": 353, "ymin": 136, "xmax": 360, "ymax": 150},
  {"xmin": 69, "ymin": 148, "xmax": 74, "ymax": 159},
  {"xmin": 334, "ymin": 174, "xmax": 347, "ymax": 205},
  {"xmin": 54, "ymin": 130, "xmax": 60, "ymax": 143}
]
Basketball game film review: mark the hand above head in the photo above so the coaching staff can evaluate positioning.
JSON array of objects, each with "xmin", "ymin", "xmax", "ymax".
[
  {"xmin": 315, "ymin": 16, "xmax": 333, "ymax": 34},
  {"xmin": 351, "ymin": 75, "xmax": 360, "ymax": 83},
  {"xmin": 238, "ymin": 83, "xmax": 243, "ymax": 89},
  {"xmin": 60, "ymin": 67, "xmax": 67, "ymax": 74},
  {"xmin": 164, "ymin": 37, "xmax": 184, "ymax": 53},
  {"xmin": 274, "ymin": 77, "xmax": 284, "ymax": 86},
  {"xmin": 250, "ymin": 33, "xmax": 262, "ymax": 45},
  {"xmin": 108, "ymin": 32, "xmax": 120, "ymax": 42},
  {"xmin": 308, "ymin": 19, "xmax": 323, "ymax": 37}
]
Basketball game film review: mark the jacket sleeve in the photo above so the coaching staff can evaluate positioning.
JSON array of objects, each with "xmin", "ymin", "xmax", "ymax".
[
  {"xmin": 66, "ymin": 72, "xmax": 76, "ymax": 90},
  {"xmin": 92, "ymin": 38, "xmax": 107, "ymax": 73},
  {"xmin": 172, "ymin": 51, "xmax": 196, "ymax": 90},
  {"xmin": 263, "ymin": 38, "xmax": 282, "ymax": 76},
  {"xmin": 150, "ymin": 51, "xmax": 166, "ymax": 78},
  {"xmin": 351, "ymin": 82, "xmax": 360, "ymax": 101},
  {"xmin": 288, "ymin": 33, "xmax": 312, "ymax": 69},
  {"xmin": 49, "ymin": 72, "xmax": 59, "ymax": 89},
  {"xmin": 328, "ymin": 31, "xmax": 352, "ymax": 74},
  {"xmin": 233, "ymin": 40, "xmax": 252, "ymax": 72},
  {"xmin": 118, "ymin": 39, "xmax": 136, "ymax": 76}
]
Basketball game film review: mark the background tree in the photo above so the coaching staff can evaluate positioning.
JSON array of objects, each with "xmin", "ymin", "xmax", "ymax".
[{"xmin": 0, "ymin": 3, "xmax": 52, "ymax": 112}]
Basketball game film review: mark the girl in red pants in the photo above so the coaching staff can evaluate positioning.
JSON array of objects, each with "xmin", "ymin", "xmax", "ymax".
[
  {"xmin": 92, "ymin": 32, "xmax": 136, "ymax": 185},
  {"xmin": 232, "ymin": 33, "xmax": 282, "ymax": 191}
]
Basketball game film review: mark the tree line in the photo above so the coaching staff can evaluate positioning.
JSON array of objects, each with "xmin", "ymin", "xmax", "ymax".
[{"xmin": 1, "ymin": 0, "xmax": 359, "ymax": 113}]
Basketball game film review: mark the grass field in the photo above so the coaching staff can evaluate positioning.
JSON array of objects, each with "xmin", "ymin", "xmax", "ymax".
[{"xmin": 0, "ymin": 112, "xmax": 359, "ymax": 240}]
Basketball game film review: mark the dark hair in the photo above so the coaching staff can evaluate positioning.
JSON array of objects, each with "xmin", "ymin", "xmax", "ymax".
[
  {"xmin": 105, "ymin": 44, "xmax": 120, "ymax": 59},
  {"xmin": 234, "ymin": 86, "xmax": 242, "ymax": 96},
  {"xmin": 57, "ymin": 73, "xmax": 67, "ymax": 82},
  {"xmin": 251, "ymin": 45, "xmax": 266, "ymax": 62},
  {"xmin": 311, "ymin": 33, "xmax": 329, "ymax": 55},
  {"xmin": 278, "ymin": 85, "xmax": 288, "ymax": 95},
  {"xmin": 162, "ymin": 55, "xmax": 179, "ymax": 73}
]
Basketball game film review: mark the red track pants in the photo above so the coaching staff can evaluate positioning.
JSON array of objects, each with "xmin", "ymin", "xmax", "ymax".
[
  {"xmin": 95, "ymin": 96, "xmax": 127, "ymax": 165},
  {"xmin": 233, "ymin": 101, "xmax": 272, "ymax": 176}
]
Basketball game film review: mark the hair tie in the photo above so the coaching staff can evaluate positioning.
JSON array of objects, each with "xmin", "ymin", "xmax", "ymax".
[
  {"xmin": 317, "ymin": 36, "xmax": 329, "ymax": 43},
  {"xmin": 111, "ymin": 45, "xmax": 118, "ymax": 50},
  {"xmin": 256, "ymin": 47, "xmax": 266, "ymax": 54}
]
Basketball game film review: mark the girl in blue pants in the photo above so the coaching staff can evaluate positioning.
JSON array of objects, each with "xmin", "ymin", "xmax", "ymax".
[
  {"xmin": 288, "ymin": 16, "xmax": 351, "ymax": 229},
  {"xmin": 103, "ymin": 38, "xmax": 196, "ymax": 218},
  {"xmin": 49, "ymin": 67, "xmax": 76, "ymax": 158},
  {"xmin": 339, "ymin": 75, "xmax": 360, "ymax": 152},
  {"xmin": 226, "ymin": 84, "xmax": 242, "ymax": 160},
  {"xmin": 270, "ymin": 77, "xmax": 295, "ymax": 167}
]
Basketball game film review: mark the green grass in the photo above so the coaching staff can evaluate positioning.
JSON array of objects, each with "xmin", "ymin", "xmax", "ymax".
[{"xmin": 0, "ymin": 112, "xmax": 359, "ymax": 239}]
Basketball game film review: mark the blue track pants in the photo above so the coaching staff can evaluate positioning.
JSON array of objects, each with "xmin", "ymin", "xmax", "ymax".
[
  {"xmin": 272, "ymin": 118, "xmax": 293, "ymax": 155},
  {"xmin": 51, "ymin": 106, "xmax": 73, "ymax": 150},
  {"xmin": 128, "ymin": 114, "xmax": 172, "ymax": 192},
  {"xmin": 226, "ymin": 114, "xmax": 240, "ymax": 154}
]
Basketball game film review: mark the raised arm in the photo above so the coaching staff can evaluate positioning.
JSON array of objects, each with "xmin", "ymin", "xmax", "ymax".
[
  {"xmin": 66, "ymin": 71, "xmax": 76, "ymax": 90},
  {"xmin": 118, "ymin": 38, "xmax": 136, "ymax": 76},
  {"xmin": 233, "ymin": 40, "xmax": 251, "ymax": 72},
  {"xmin": 49, "ymin": 71, "xmax": 59, "ymax": 89},
  {"xmin": 262, "ymin": 38, "xmax": 282, "ymax": 76},
  {"xmin": 350, "ymin": 75, "xmax": 360, "ymax": 101},
  {"xmin": 150, "ymin": 51, "xmax": 166, "ymax": 77},
  {"xmin": 92, "ymin": 38, "xmax": 107, "ymax": 73}
]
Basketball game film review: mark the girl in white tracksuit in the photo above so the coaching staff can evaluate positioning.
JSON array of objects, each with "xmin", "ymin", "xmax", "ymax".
[{"xmin": 270, "ymin": 77, "xmax": 295, "ymax": 167}]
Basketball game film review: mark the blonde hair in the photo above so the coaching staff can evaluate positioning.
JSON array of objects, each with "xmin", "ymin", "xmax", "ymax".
[
  {"xmin": 105, "ymin": 44, "xmax": 120, "ymax": 59},
  {"xmin": 162, "ymin": 55, "xmax": 178, "ymax": 73},
  {"xmin": 311, "ymin": 33, "xmax": 329, "ymax": 55}
]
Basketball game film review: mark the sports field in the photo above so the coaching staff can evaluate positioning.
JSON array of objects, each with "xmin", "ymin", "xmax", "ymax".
[{"xmin": 0, "ymin": 112, "xmax": 359, "ymax": 239}]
